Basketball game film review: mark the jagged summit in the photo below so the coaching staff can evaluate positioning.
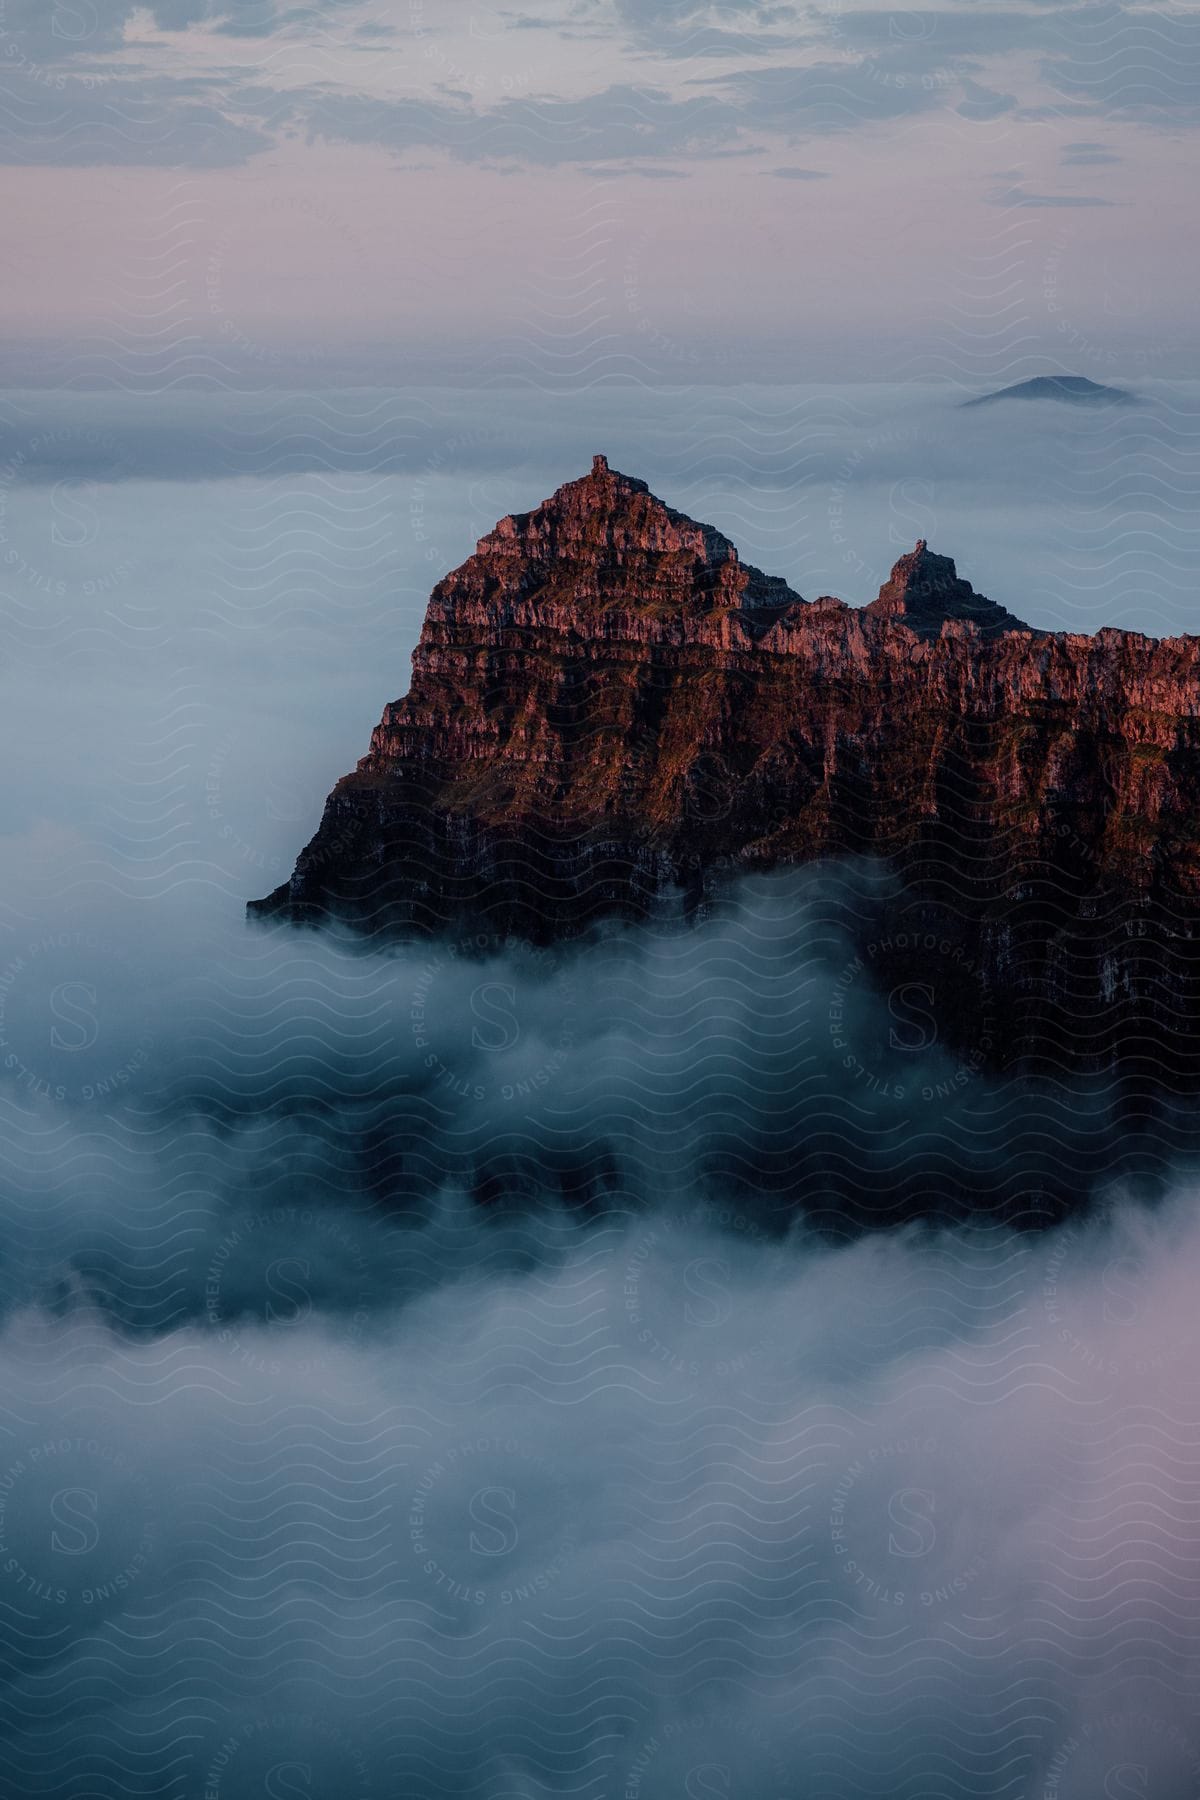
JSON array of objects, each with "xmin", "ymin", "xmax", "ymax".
[
  {"xmin": 482, "ymin": 453, "xmax": 732, "ymax": 563},
  {"xmin": 462, "ymin": 457, "xmax": 803, "ymax": 621},
  {"xmin": 867, "ymin": 540, "xmax": 1034, "ymax": 639},
  {"xmin": 472, "ymin": 463, "xmax": 1033, "ymax": 638},
  {"xmin": 249, "ymin": 457, "xmax": 1200, "ymax": 1079}
]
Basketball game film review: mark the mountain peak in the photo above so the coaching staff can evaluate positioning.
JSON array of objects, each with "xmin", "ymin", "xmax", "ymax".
[
  {"xmin": 467, "ymin": 460, "xmax": 802, "ymax": 621},
  {"xmin": 963, "ymin": 375, "xmax": 1137, "ymax": 409},
  {"xmin": 577, "ymin": 452, "xmax": 653, "ymax": 501},
  {"xmin": 572, "ymin": 451, "xmax": 648, "ymax": 497},
  {"xmin": 866, "ymin": 540, "xmax": 1032, "ymax": 638}
]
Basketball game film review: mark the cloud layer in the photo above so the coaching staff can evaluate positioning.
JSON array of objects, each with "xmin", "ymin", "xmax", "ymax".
[
  {"xmin": 3, "ymin": 1034, "xmax": 1200, "ymax": 1796},
  {"xmin": 4, "ymin": 0, "xmax": 1200, "ymax": 168}
]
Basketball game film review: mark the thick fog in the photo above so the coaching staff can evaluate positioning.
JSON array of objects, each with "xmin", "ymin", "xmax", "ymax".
[
  {"xmin": 3, "ymin": 383, "xmax": 1200, "ymax": 1795},
  {"xmin": 2, "ymin": 1018, "xmax": 1200, "ymax": 1795}
]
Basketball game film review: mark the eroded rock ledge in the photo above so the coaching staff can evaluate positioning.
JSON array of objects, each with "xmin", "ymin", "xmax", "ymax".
[{"xmin": 251, "ymin": 457, "xmax": 1200, "ymax": 1076}]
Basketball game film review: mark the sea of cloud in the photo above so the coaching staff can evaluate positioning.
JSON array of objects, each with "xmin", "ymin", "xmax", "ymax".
[{"xmin": 2, "ymin": 381, "xmax": 1200, "ymax": 1794}]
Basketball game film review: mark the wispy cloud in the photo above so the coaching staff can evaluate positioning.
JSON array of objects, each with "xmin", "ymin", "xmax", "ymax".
[
  {"xmin": 1060, "ymin": 139, "xmax": 1122, "ymax": 164},
  {"xmin": 0, "ymin": 70, "xmax": 274, "ymax": 166},
  {"xmin": 987, "ymin": 184, "xmax": 1118, "ymax": 208}
]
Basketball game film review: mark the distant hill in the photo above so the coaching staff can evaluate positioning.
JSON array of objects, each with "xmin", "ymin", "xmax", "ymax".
[{"xmin": 963, "ymin": 375, "xmax": 1137, "ymax": 408}]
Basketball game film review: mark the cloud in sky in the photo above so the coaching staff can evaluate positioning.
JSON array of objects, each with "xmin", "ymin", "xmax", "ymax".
[
  {"xmin": 956, "ymin": 75, "xmax": 1017, "ymax": 120},
  {"xmin": 294, "ymin": 80, "xmax": 747, "ymax": 165},
  {"xmin": 605, "ymin": 0, "xmax": 811, "ymax": 56},
  {"xmin": 1060, "ymin": 138, "xmax": 1121, "ymax": 164},
  {"xmin": 987, "ymin": 184, "xmax": 1117, "ymax": 207},
  {"xmin": 1036, "ymin": 0, "xmax": 1200, "ymax": 121},
  {"xmin": 0, "ymin": 8, "xmax": 1192, "ymax": 406},
  {"xmin": 0, "ymin": 0, "xmax": 1198, "ymax": 170},
  {"xmin": 0, "ymin": 0, "xmax": 363, "ymax": 60},
  {"xmin": 0, "ymin": 70, "xmax": 275, "ymax": 166}
]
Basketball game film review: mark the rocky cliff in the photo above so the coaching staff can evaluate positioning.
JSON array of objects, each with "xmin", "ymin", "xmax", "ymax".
[{"xmin": 251, "ymin": 456, "xmax": 1200, "ymax": 1077}]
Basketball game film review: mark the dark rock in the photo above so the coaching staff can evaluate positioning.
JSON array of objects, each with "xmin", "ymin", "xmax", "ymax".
[
  {"xmin": 962, "ymin": 375, "xmax": 1137, "ymax": 408},
  {"xmin": 251, "ymin": 459, "xmax": 1200, "ymax": 1078}
]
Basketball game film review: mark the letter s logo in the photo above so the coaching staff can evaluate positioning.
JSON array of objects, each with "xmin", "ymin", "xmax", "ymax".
[
  {"xmin": 888, "ymin": 982, "xmax": 937, "ymax": 1053},
  {"xmin": 468, "ymin": 1485, "xmax": 519, "ymax": 1557},
  {"xmin": 49, "ymin": 982, "xmax": 99, "ymax": 1052},
  {"xmin": 888, "ymin": 8, "xmax": 936, "ymax": 42},
  {"xmin": 685, "ymin": 1765, "xmax": 731, "ymax": 1800},
  {"xmin": 264, "ymin": 1258, "xmax": 312, "ymax": 1325},
  {"xmin": 470, "ymin": 982, "xmax": 519, "ymax": 1053},
  {"xmin": 265, "ymin": 779, "xmax": 303, "ymax": 823},
  {"xmin": 52, "ymin": 2, "xmax": 100, "ymax": 43},
  {"xmin": 1101, "ymin": 1257, "xmax": 1144, "ymax": 1326},
  {"xmin": 1104, "ymin": 1764, "xmax": 1149, "ymax": 1800},
  {"xmin": 50, "ymin": 478, "xmax": 101, "ymax": 549},
  {"xmin": 468, "ymin": 478, "xmax": 516, "ymax": 536},
  {"xmin": 685, "ymin": 761, "xmax": 730, "ymax": 823},
  {"xmin": 888, "ymin": 476, "xmax": 937, "ymax": 546},
  {"xmin": 264, "ymin": 1762, "xmax": 313, "ymax": 1800},
  {"xmin": 50, "ymin": 1486, "xmax": 100, "ymax": 1556},
  {"xmin": 683, "ymin": 1257, "xmax": 732, "ymax": 1329},
  {"xmin": 887, "ymin": 1486, "xmax": 936, "ymax": 1559}
]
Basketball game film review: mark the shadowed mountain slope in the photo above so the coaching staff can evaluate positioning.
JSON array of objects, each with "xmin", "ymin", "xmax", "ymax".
[{"xmin": 252, "ymin": 458, "xmax": 1200, "ymax": 1080}]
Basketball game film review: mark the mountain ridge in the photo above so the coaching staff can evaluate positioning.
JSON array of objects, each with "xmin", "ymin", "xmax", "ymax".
[{"xmin": 251, "ymin": 459, "xmax": 1200, "ymax": 1076}]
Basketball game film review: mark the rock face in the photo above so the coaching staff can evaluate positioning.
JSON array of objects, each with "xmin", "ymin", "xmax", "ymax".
[{"xmin": 251, "ymin": 456, "xmax": 1200, "ymax": 1075}]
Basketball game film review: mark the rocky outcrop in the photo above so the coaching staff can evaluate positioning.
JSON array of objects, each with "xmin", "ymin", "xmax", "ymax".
[{"xmin": 251, "ymin": 456, "xmax": 1200, "ymax": 1076}]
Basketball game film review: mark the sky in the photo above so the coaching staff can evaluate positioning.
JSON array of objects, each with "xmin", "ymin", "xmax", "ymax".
[{"xmin": 0, "ymin": 0, "xmax": 1197, "ymax": 381}]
